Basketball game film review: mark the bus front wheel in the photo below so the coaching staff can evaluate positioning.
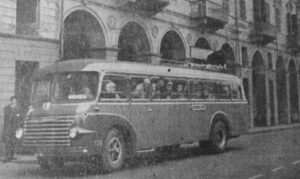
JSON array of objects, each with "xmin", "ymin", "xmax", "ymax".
[
  {"xmin": 208, "ymin": 121, "xmax": 228, "ymax": 153},
  {"xmin": 101, "ymin": 127, "xmax": 126, "ymax": 173}
]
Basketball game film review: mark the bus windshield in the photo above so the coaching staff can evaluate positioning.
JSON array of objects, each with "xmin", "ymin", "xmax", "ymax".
[{"xmin": 32, "ymin": 72, "xmax": 99, "ymax": 104}]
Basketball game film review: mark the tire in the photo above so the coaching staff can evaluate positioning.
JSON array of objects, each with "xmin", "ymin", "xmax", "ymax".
[
  {"xmin": 101, "ymin": 128, "xmax": 126, "ymax": 173},
  {"xmin": 37, "ymin": 156, "xmax": 64, "ymax": 171},
  {"xmin": 208, "ymin": 121, "xmax": 228, "ymax": 153}
]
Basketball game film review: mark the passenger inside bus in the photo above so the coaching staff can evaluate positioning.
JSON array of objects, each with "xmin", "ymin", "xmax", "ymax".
[
  {"xmin": 164, "ymin": 81, "xmax": 173, "ymax": 99},
  {"xmin": 132, "ymin": 78, "xmax": 151, "ymax": 99},
  {"xmin": 173, "ymin": 83, "xmax": 187, "ymax": 99},
  {"xmin": 156, "ymin": 78, "xmax": 166, "ymax": 95},
  {"xmin": 82, "ymin": 87, "xmax": 94, "ymax": 100},
  {"xmin": 150, "ymin": 83, "xmax": 161, "ymax": 99},
  {"xmin": 203, "ymin": 82, "xmax": 217, "ymax": 99},
  {"xmin": 105, "ymin": 81, "xmax": 120, "ymax": 99}
]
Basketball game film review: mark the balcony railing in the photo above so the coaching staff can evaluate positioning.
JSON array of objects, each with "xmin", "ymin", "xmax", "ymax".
[
  {"xmin": 249, "ymin": 21, "xmax": 277, "ymax": 46},
  {"xmin": 286, "ymin": 34, "xmax": 300, "ymax": 53},
  {"xmin": 117, "ymin": 0, "xmax": 170, "ymax": 15},
  {"xmin": 191, "ymin": 0, "xmax": 229, "ymax": 31}
]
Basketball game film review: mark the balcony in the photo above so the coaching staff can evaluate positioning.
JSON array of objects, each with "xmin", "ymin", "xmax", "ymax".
[
  {"xmin": 249, "ymin": 21, "xmax": 277, "ymax": 46},
  {"xmin": 191, "ymin": 0, "xmax": 229, "ymax": 31},
  {"xmin": 117, "ymin": 0, "xmax": 170, "ymax": 16},
  {"xmin": 286, "ymin": 34, "xmax": 300, "ymax": 53}
]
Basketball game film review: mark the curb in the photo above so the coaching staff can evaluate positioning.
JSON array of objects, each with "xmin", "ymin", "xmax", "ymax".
[{"xmin": 247, "ymin": 123, "xmax": 300, "ymax": 135}]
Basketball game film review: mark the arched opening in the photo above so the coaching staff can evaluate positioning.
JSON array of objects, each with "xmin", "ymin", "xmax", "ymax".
[
  {"xmin": 63, "ymin": 10, "xmax": 106, "ymax": 60},
  {"xmin": 160, "ymin": 31, "xmax": 186, "ymax": 62},
  {"xmin": 252, "ymin": 51, "xmax": 267, "ymax": 127},
  {"xmin": 118, "ymin": 22, "xmax": 151, "ymax": 62},
  {"xmin": 276, "ymin": 57, "xmax": 288, "ymax": 124},
  {"xmin": 289, "ymin": 60, "xmax": 299, "ymax": 123},
  {"xmin": 195, "ymin": 37, "xmax": 211, "ymax": 50},
  {"xmin": 221, "ymin": 44, "xmax": 236, "ymax": 74},
  {"xmin": 190, "ymin": 37, "xmax": 212, "ymax": 63}
]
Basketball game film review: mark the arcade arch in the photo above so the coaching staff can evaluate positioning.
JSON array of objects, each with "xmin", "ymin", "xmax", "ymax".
[{"xmin": 63, "ymin": 10, "xmax": 106, "ymax": 60}]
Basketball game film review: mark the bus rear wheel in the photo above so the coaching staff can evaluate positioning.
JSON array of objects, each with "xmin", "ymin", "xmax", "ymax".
[
  {"xmin": 101, "ymin": 128, "xmax": 126, "ymax": 173},
  {"xmin": 207, "ymin": 121, "xmax": 228, "ymax": 153}
]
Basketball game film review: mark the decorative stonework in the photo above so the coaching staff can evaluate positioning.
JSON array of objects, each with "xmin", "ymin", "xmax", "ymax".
[
  {"xmin": 108, "ymin": 15, "xmax": 117, "ymax": 29},
  {"xmin": 81, "ymin": 0, "xmax": 88, "ymax": 6},
  {"xmin": 151, "ymin": 26, "xmax": 159, "ymax": 38}
]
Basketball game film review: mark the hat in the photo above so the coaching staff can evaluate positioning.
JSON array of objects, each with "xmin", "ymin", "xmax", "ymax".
[
  {"xmin": 143, "ymin": 78, "xmax": 151, "ymax": 84},
  {"xmin": 167, "ymin": 81, "xmax": 173, "ymax": 85}
]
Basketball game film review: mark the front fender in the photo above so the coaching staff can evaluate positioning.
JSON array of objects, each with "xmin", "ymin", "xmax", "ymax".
[{"xmin": 82, "ymin": 113, "xmax": 137, "ymax": 153}]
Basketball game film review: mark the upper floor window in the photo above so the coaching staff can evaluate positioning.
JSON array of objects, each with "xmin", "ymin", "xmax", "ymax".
[
  {"xmin": 287, "ymin": 13, "xmax": 298, "ymax": 35},
  {"xmin": 275, "ymin": 7, "xmax": 281, "ymax": 32},
  {"xmin": 16, "ymin": 0, "xmax": 39, "ymax": 35},
  {"xmin": 240, "ymin": 0, "xmax": 246, "ymax": 20},
  {"xmin": 253, "ymin": 0, "xmax": 270, "ymax": 23},
  {"xmin": 241, "ymin": 47, "xmax": 248, "ymax": 67},
  {"xmin": 223, "ymin": 0, "xmax": 229, "ymax": 10}
]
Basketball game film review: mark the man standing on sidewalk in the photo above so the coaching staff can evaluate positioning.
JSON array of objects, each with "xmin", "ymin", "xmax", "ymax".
[{"xmin": 2, "ymin": 96, "xmax": 22, "ymax": 162}]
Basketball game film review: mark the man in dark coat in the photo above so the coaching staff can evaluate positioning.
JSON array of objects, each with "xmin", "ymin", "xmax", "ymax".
[{"xmin": 2, "ymin": 96, "xmax": 22, "ymax": 162}]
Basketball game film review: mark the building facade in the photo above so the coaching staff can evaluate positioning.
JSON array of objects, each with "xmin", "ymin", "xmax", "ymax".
[{"xmin": 0, "ymin": 0, "xmax": 300, "ymax": 133}]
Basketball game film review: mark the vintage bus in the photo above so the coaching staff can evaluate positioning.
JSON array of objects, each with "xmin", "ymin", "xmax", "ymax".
[{"xmin": 16, "ymin": 59, "xmax": 249, "ymax": 172}]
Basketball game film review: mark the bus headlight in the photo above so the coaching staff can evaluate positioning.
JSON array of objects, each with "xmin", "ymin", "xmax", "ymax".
[
  {"xmin": 69, "ymin": 127, "xmax": 78, "ymax": 138},
  {"xmin": 15, "ymin": 128, "xmax": 24, "ymax": 139}
]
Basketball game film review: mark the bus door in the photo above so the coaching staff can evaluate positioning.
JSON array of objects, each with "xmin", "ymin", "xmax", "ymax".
[
  {"xmin": 188, "ymin": 80, "xmax": 216, "ymax": 141},
  {"xmin": 98, "ymin": 73, "xmax": 130, "ymax": 127},
  {"xmin": 168, "ymin": 78, "xmax": 190, "ymax": 144},
  {"xmin": 129, "ymin": 75, "xmax": 155, "ymax": 149}
]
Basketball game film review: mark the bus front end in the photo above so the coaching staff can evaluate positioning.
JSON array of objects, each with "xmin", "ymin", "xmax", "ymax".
[{"xmin": 18, "ymin": 70, "xmax": 102, "ymax": 168}]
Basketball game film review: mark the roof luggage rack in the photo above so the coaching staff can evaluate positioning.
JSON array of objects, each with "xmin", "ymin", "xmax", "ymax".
[{"xmin": 160, "ymin": 59, "xmax": 230, "ymax": 73}]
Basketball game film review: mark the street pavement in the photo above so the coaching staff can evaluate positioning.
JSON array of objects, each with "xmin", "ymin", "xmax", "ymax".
[{"xmin": 0, "ymin": 128, "xmax": 299, "ymax": 179}]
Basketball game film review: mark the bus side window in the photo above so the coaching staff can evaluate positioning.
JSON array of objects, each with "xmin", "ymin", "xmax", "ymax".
[
  {"xmin": 231, "ymin": 83, "xmax": 242, "ymax": 99},
  {"xmin": 189, "ymin": 80, "xmax": 203, "ymax": 99},
  {"xmin": 171, "ymin": 79, "xmax": 188, "ymax": 100},
  {"xmin": 100, "ymin": 75, "xmax": 127, "ymax": 100},
  {"xmin": 130, "ymin": 76, "xmax": 151, "ymax": 100},
  {"xmin": 203, "ymin": 81, "xmax": 217, "ymax": 99},
  {"xmin": 218, "ymin": 82, "xmax": 231, "ymax": 99}
]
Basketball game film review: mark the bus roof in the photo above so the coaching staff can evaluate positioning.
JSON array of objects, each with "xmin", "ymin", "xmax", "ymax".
[{"xmin": 38, "ymin": 59, "xmax": 241, "ymax": 82}]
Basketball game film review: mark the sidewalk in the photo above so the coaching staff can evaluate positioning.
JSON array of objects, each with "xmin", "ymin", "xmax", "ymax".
[
  {"xmin": 248, "ymin": 123, "xmax": 300, "ymax": 134},
  {"xmin": 0, "ymin": 124, "xmax": 299, "ymax": 164}
]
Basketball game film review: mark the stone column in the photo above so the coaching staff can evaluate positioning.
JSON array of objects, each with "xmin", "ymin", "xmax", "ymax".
[
  {"xmin": 297, "ymin": 73, "xmax": 300, "ymax": 122},
  {"xmin": 273, "ymin": 73, "xmax": 279, "ymax": 125},
  {"xmin": 248, "ymin": 70, "xmax": 255, "ymax": 128},
  {"xmin": 265, "ymin": 72, "xmax": 271, "ymax": 126},
  {"xmin": 104, "ymin": 47, "xmax": 119, "ymax": 62},
  {"xmin": 286, "ymin": 72, "xmax": 291, "ymax": 124}
]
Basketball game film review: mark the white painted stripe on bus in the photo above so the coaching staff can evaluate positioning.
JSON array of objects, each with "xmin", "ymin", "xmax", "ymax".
[
  {"xmin": 86, "ymin": 112, "xmax": 130, "ymax": 120},
  {"xmin": 96, "ymin": 101, "xmax": 247, "ymax": 105},
  {"xmin": 136, "ymin": 148, "xmax": 155, "ymax": 153}
]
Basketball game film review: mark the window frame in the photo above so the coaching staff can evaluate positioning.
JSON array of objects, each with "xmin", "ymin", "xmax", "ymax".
[
  {"xmin": 239, "ymin": 0, "xmax": 246, "ymax": 20},
  {"xmin": 99, "ymin": 73, "xmax": 129, "ymax": 102},
  {"xmin": 16, "ymin": 0, "xmax": 40, "ymax": 35},
  {"xmin": 129, "ymin": 74, "xmax": 152, "ymax": 102}
]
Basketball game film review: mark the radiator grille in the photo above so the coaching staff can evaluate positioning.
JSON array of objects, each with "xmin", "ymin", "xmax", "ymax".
[{"xmin": 23, "ymin": 117, "xmax": 75, "ymax": 147}]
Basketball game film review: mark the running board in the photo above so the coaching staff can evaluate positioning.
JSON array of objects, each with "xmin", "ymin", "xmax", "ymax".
[{"xmin": 136, "ymin": 148, "xmax": 155, "ymax": 153}]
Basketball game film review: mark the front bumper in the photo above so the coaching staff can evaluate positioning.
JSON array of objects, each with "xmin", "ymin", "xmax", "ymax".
[{"xmin": 22, "ymin": 133, "xmax": 104, "ymax": 160}]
